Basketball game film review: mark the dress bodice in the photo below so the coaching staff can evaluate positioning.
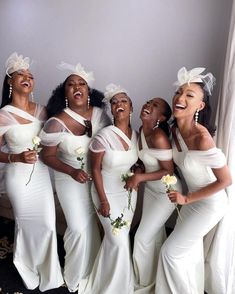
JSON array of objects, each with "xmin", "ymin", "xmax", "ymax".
[{"xmin": 173, "ymin": 128, "xmax": 226, "ymax": 192}]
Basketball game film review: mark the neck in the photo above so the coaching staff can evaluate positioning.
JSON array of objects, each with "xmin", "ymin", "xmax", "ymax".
[
  {"xmin": 69, "ymin": 105, "xmax": 91, "ymax": 118},
  {"xmin": 10, "ymin": 94, "xmax": 31, "ymax": 110},
  {"xmin": 114, "ymin": 119, "xmax": 131, "ymax": 135},
  {"xmin": 142, "ymin": 120, "xmax": 155, "ymax": 136},
  {"xmin": 176, "ymin": 117, "xmax": 195, "ymax": 137}
]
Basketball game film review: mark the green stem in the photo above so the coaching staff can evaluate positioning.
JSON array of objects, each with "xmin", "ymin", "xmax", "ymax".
[{"xmin": 26, "ymin": 163, "xmax": 35, "ymax": 186}]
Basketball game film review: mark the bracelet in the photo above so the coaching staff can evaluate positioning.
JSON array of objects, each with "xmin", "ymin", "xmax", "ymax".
[{"xmin": 8, "ymin": 153, "xmax": 12, "ymax": 163}]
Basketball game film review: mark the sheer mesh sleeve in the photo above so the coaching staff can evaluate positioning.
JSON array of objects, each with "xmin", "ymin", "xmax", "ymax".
[
  {"xmin": 40, "ymin": 118, "xmax": 68, "ymax": 146},
  {"xmin": 0, "ymin": 109, "xmax": 18, "ymax": 136},
  {"xmin": 189, "ymin": 148, "xmax": 226, "ymax": 168},
  {"xmin": 35, "ymin": 104, "xmax": 48, "ymax": 122}
]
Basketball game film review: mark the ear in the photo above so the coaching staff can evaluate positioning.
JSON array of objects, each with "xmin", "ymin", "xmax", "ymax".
[
  {"xmin": 7, "ymin": 77, "xmax": 12, "ymax": 86},
  {"xmin": 199, "ymin": 101, "xmax": 205, "ymax": 111}
]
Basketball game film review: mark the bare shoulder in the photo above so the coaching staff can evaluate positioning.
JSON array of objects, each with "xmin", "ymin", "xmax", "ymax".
[
  {"xmin": 151, "ymin": 128, "xmax": 171, "ymax": 149},
  {"xmin": 195, "ymin": 125, "xmax": 215, "ymax": 150}
]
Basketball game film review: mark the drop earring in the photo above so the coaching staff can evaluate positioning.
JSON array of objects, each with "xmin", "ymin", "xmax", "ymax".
[
  {"xmin": 111, "ymin": 116, "xmax": 114, "ymax": 125},
  {"xmin": 31, "ymin": 92, "xmax": 34, "ymax": 102},
  {"xmin": 153, "ymin": 119, "xmax": 160, "ymax": 129},
  {"xmin": 129, "ymin": 112, "xmax": 132, "ymax": 123},
  {"xmin": 9, "ymin": 84, "xmax": 12, "ymax": 99},
  {"xmin": 65, "ymin": 97, "xmax": 69, "ymax": 108},
  {"xmin": 195, "ymin": 109, "xmax": 199, "ymax": 125},
  {"xmin": 87, "ymin": 96, "xmax": 90, "ymax": 109}
]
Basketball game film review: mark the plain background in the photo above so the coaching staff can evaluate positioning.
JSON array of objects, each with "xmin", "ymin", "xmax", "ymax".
[{"xmin": 0, "ymin": 0, "xmax": 233, "ymax": 130}]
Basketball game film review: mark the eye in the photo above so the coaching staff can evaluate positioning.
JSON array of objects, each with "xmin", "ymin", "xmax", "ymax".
[{"xmin": 79, "ymin": 81, "xmax": 86, "ymax": 86}]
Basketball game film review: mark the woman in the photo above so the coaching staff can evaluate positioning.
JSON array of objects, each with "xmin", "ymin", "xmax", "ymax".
[
  {"xmin": 0, "ymin": 52, "xmax": 63, "ymax": 291},
  {"xmin": 79, "ymin": 83, "xmax": 138, "ymax": 294},
  {"xmin": 155, "ymin": 67, "xmax": 232, "ymax": 294},
  {"xmin": 40, "ymin": 62, "xmax": 110, "ymax": 292},
  {"xmin": 127, "ymin": 97, "xmax": 181, "ymax": 294}
]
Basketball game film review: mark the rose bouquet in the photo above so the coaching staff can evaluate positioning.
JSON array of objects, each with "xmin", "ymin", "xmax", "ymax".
[{"xmin": 108, "ymin": 213, "xmax": 131, "ymax": 236}]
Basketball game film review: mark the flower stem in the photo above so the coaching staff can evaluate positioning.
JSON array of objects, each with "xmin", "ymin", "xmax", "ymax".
[
  {"xmin": 175, "ymin": 204, "xmax": 182, "ymax": 221},
  {"xmin": 26, "ymin": 163, "xmax": 35, "ymax": 186}
]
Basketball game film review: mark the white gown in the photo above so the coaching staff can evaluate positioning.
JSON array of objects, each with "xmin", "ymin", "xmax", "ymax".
[
  {"xmin": 155, "ymin": 129, "xmax": 228, "ymax": 294},
  {"xmin": 79, "ymin": 125, "xmax": 138, "ymax": 294},
  {"xmin": 40, "ymin": 106, "xmax": 110, "ymax": 292},
  {"xmin": 0, "ymin": 104, "xmax": 63, "ymax": 291},
  {"xmin": 133, "ymin": 129, "xmax": 181, "ymax": 294}
]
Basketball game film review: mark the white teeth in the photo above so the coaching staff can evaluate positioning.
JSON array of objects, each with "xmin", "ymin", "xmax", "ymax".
[
  {"xmin": 143, "ymin": 108, "xmax": 150, "ymax": 114},
  {"xmin": 74, "ymin": 91, "xmax": 82, "ymax": 96},
  {"xmin": 22, "ymin": 82, "xmax": 29, "ymax": 87},
  {"xmin": 117, "ymin": 107, "xmax": 124, "ymax": 112},
  {"xmin": 175, "ymin": 104, "xmax": 186, "ymax": 109}
]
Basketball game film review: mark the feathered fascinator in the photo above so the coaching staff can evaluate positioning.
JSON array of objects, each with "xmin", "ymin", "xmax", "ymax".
[
  {"xmin": 57, "ymin": 62, "xmax": 94, "ymax": 87},
  {"xmin": 174, "ymin": 67, "xmax": 216, "ymax": 95},
  {"xmin": 103, "ymin": 83, "xmax": 128, "ymax": 102},
  {"xmin": 5, "ymin": 52, "xmax": 31, "ymax": 77}
]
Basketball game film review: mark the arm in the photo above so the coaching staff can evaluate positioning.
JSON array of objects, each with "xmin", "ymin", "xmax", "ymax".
[
  {"xmin": 41, "ymin": 145, "xmax": 90, "ymax": 183},
  {"xmin": 90, "ymin": 150, "xmax": 110, "ymax": 217}
]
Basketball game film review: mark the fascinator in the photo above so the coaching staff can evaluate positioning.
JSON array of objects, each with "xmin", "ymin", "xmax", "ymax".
[
  {"xmin": 57, "ymin": 62, "xmax": 94, "ymax": 87},
  {"xmin": 103, "ymin": 83, "xmax": 129, "ymax": 102},
  {"xmin": 5, "ymin": 52, "xmax": 31, "ymax": 77},
  {"xmin": 174, "ymin": 67, "xmax": 216, "ymax": 95}
]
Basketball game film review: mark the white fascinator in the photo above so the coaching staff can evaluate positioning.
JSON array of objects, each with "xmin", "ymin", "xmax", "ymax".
[
  {"xmin": 57, "ymin": 62, "xmax": 94, "ymax": 87},
  {"xmin": 103, "ymin": 83, "xmax": 128, "ymax": 102},
  {"xmin": 5, "ymin": 52, "xmax": 31, "ymax": 77},
  {"xmin": 174, "ymin": 67, "xmax": 216, "ymax": 95}
]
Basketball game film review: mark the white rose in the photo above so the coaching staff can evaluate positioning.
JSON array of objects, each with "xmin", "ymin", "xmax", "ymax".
[
  {"xmin": 127, "ymin": 172, "xmax": 134, "ymax": 177},
  {"xmin": 161, "ymin": 175, "xmax": 177, "ymax": 186},
  {"xmin": 32, "ymin": 136, "xmax": 41, "ymax": 145},
  {"xmin": 112, "ymin": 227, "xmax": 120, "ymax": 236},
  {"xmin": 125, "ymin": 220, "xmax": 132, "ymax": 227},
  {"xmin": 75, "ymin": 147, "xmax": 85, "ymax": 156}
]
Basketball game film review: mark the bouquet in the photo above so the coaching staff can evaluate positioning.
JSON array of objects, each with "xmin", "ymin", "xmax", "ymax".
[
  {"xmin": 121, "ymin": 172, "xmax": 134, "ymax": 211},
  {"xmin": 75, "ymin": 147, "xmax": 85, "ymax": 170},
  {"xmin": 25, "ymin": 136, "xmax": 42, "ymax": 186},
  {"xmin": 161, "ymin": 174, "xmax": 182, "ymax": 221},
  {"xmin": 108, "ymin": 213, "xmax": 131, "ymax": 236}
]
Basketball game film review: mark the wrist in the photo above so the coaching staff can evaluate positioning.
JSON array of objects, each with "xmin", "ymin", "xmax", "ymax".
[{"xmin": 186, "ymin": 192, "xmax": 193, "ymax": 204}]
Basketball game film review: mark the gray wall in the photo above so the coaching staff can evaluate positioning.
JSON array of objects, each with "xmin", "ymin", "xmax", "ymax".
[{"xmin": 0, "ymin": 0, "xmax": 233, "ymax": 129}]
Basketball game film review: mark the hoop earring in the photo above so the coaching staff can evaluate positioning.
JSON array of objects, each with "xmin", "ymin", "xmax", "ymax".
[
  {"xmin": 153, "ymin": 119, "xmax": 160, "ymax": 129},
  {"xmin": 87, "ymin": 96, "xmax": 90, "ymax": 109},
  {"xmin": 65, "ymin": 97, "xmax": 69, "ymax": 108},
  {"xmin": 9, "ymin": 84, "xmax": 12, "ymax": 99},
  {"xmin": 195, "ymin": 109, "xmax": 199, "ymax": 125},
  {"xmin": 31, "ymin": 92, "xmax": 34, "ymax": 102}
]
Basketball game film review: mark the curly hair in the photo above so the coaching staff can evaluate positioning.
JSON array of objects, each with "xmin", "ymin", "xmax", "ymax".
[{"xmin": 46, "ymin": 76, "xmax": 105, "ymax": 118}]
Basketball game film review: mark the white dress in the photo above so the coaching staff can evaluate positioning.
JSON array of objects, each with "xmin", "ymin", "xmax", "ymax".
[
  {"xmin": 0, "ymin": 104, "xmax": 63, "ymax": 291},
  {"xmin": 155, "ymin": 129, "xmax": 228, "ymax": 294},
  {"xmin": 40, "ymin": 106, "xmax": 109, "ymax": 292},
  {"xmin": 79, "ymin": 125, "xmax": 138, "ymax": 294},
  {"xmin": 133, "ymin": 129, "xmax": 181, "ymax": 294}
]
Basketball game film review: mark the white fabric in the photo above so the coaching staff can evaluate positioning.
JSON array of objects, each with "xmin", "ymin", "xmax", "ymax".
[
  {"xmin": 155, "ymin": 129, "xmax": 228, "ymax": 294},
  {"xmin": 0, "ymin": 105, "xmax": 63, "ymax": 291},
  {"xmin": 40, "ymin": 106, "xmax": 109, "ymax": 292},
  {"xmin": 133, "ymin": 129, "xmax": 180, "ymax": 294},
  {"xmin": 79, "ymin": 126, "xmax": 138, "ymax": 294},
  {"xmin": 204, "ymin": 2, "xmax": 235, "ymax": 293}
]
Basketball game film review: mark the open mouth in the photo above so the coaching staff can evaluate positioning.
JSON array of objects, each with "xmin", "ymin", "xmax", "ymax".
[
  {"xmin": 116, "ymin": 107, "xmax": 124, "ymax": 113},
  {"xmin": 175, "ymin": 103, "xmax": 186, "ymax": 110},
  {"xmin": 143, "ymin": 108, "xmax": 150, "ymax": 114},
  {"xmin": 21, "ymin": 81, "xmax": 30, "ymax": 88},
  {"xmin": 74, "ymin": 91, "xmax": 82, "ymax": 98}
]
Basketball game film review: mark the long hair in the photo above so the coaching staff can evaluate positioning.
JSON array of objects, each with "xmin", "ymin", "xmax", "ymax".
[
  {"xmin": 1, "ymin": 75, "xmax": 12, "ymax": 108},
  {"xmin": 46, "ymin": 76, "xmax": 105, "ymax": 118},
  {"xmin": 158, "ymin": 99, "xmax": 172, "ymax": 137}
]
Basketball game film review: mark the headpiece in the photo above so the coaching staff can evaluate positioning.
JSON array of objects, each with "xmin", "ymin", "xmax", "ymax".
[
  {"xmin": 57, "ymin": 62, "xmax": 94, "ymax": 87},
  {"xmin": 5, "ymin": 52, "xmax": 31, "ymax": 77},
  {"xmin": 174, "ymin": 67, "xmax": 216, "ymax": 95},
  {"xmin": 103, "ymin": 83, "xmax": 128, "ymax": 102}
]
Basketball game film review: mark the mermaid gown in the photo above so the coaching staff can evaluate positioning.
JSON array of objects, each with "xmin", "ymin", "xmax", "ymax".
[{"xmin": 0, "ymin": 104, "xmax": 63, "ymax": 291}]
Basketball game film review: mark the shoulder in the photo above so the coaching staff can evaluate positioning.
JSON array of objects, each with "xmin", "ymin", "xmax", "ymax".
[
  {"xmin": 195, "ymin": 124, "xmax": 215, "ymax": 150},
  {"xmin": 151, "ymin": 128, "xmax": 171, "ymax": 149}
]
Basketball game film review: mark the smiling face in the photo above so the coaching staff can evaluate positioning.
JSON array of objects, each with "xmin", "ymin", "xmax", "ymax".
[
  {"xmin": 64, "ymin": 74, "xmax": 89, "ymax": 108},
  {"xmin": 140, "ymin": 97, "xmax": 168, "ymax": 125},
  {"xmin": 172, "ymin": 83, "xmax": 205, "ymax": 120},
  {"xmin": 8, "ymin": 69, "xmax": 34, "ymax": 95},
  {"xmin": 110, "ymin": 92, "xmax": 132, "ymax": 120}
]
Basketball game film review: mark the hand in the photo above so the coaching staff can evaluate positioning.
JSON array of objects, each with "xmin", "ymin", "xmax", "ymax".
[
  {"xmin": 71, "ymin": 169, "xmax": 90, "ymax": 183},
  {"xmin": 124, "ymin": 174, "xmax": 140, "ymax": 191},
  {"xmin": 19, "ymin": 150, "xmax": 38, "ymax": 164},
  {"xmin": 168, "ymin": 190, "xmax": 187, "ymax": 205},
  {"xmin": 98, "ymin": 201, "xmax": 110, "ymax": 217}
]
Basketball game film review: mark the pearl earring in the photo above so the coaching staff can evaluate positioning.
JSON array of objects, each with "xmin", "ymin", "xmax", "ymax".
[
  {"xmin": 87, "ymin": 96, "xmax": 90, "ymax": 109},
  {"xmin": 31, "ymin": 92, "xmax": 34, "ymax": 102},
  {"xmin": 195, "ymin": 109, "xmax": 199, "ymax": 125},
  {"xmin": 111, "ymin": 116, "xmax": 114, "ymax": 125},
  {"xmin": 65, "ymin": 97, "xmax": 69, "ymax": 108},
  {"xmin": 153, "ymin": 119, "xmax": 160, "ymax": 129},
  {"xmin": 129, "ymin": 112, "xmax": 132, "ymax": 122},
  {"xmin": 9, "ymin": 84, "xmax": 12, "ymax": 99}
]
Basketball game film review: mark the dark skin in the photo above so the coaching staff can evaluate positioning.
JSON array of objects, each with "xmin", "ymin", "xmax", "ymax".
[
  {"xmin": 41, "ymin": 75, "xmax": 92, "ymax": 183},
  {"xmin": 0, "ymin": 69, "xmax": 39, "ymax": 164},
  {"xmin": 125, "ymin": 98, "xmax": 174, "ymax": 191},
  {"xmin": 91, "ymin": 92, "xmax": 133, "ymax": 217}
]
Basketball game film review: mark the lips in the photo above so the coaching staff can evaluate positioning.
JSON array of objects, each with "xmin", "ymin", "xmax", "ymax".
[
  {"xmin": 143, "ymin": 108, "xmax": 150, "ymax": 114},
  {"xmin": 175, "ymin": 103, "xmax": 186, "ymax": 110},
  {"xmin": 116, "ymin": 107, "xmax": 124, "ymax": 112},
  {"xmin": 74, "ymin": 91, "xmax": 82, "ymax": 98},
  {"xmin": 21, "ymin": 81, "xmax": 30, "ymax": 88}
]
